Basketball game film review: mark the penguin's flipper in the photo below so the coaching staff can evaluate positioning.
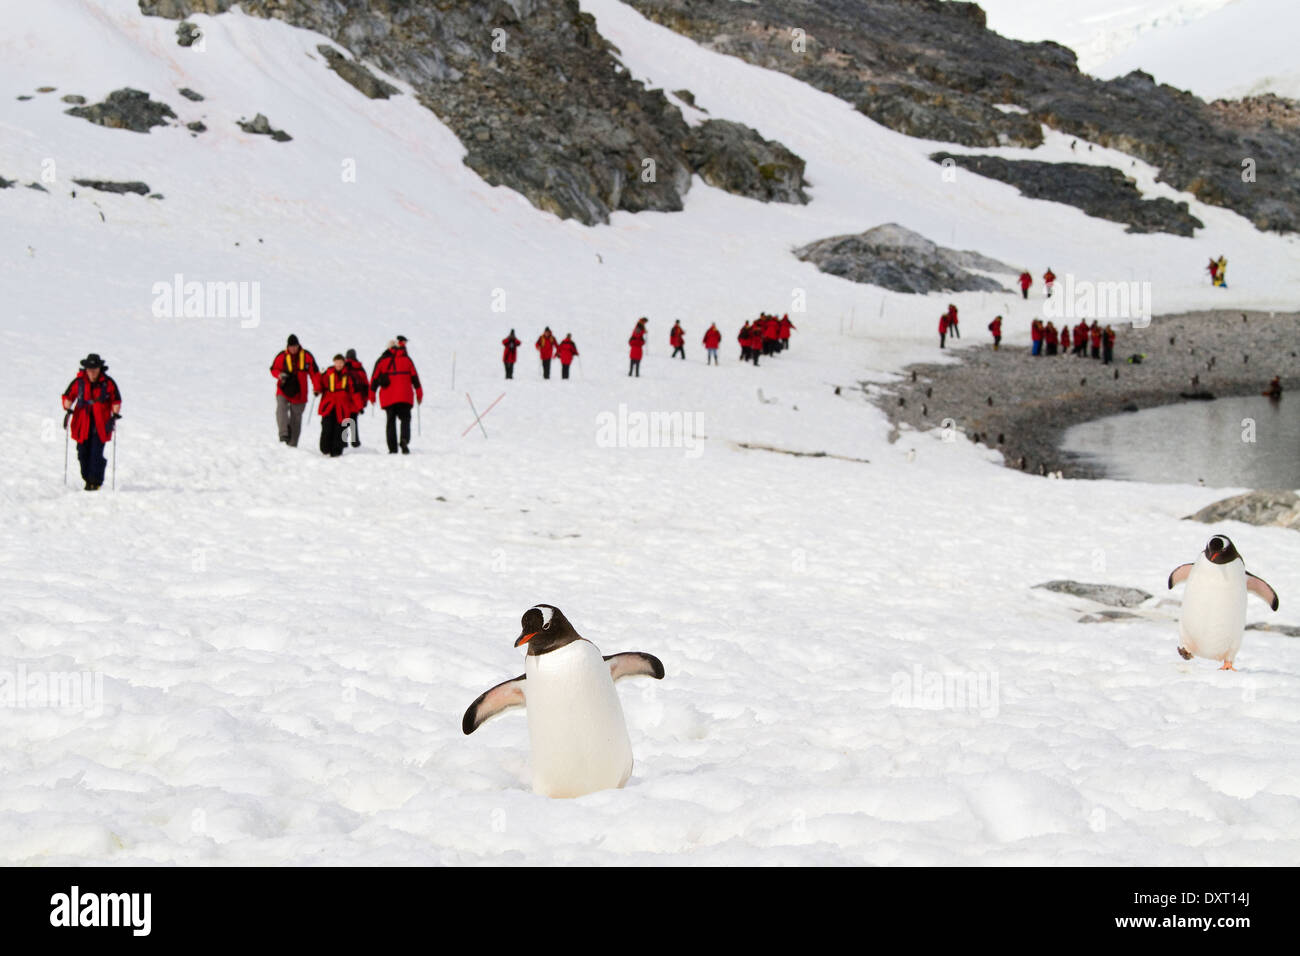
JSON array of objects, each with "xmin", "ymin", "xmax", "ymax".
[
  {"xmin": 1246, "ymin": 572, "xmax": 1280, "ymax": 611},
  {"xmin": 1167, "ymin": 563, "xmax": 1193, "ymax": 589},
  {"xmin": 605, "ymin": 652, "xmax": 665, "ymax": 682},
  {"xmin": 462, "ymin": 674, "xmax": 526, "ymax": 735}
]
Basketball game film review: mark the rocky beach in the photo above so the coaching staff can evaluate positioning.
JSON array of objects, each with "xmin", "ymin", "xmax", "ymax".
[{"xmin": 871, "ymin": 310, "xmax": 1300, "ymax": 478}]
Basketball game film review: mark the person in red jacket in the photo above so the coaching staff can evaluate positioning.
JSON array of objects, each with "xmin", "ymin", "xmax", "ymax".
[
  {"xmin": 316, "ymin": 355, "xmax": 356, "ymax": 458},
  {"xmin": 1102, "ymin": 324, "xmax": 1116, "ymax": 365},
  {"xmin": 938, "ymin": 313, "xmax": 949, "ymax": 349},
  {"xmin": 738, "ymin": 322, "xmax": 752, "ymax": 363},
  {"xmin": 557, "ymin": 333, "xmax": 579, "ymax": 379},
  {"xmin": 669, "ymin": 320, "xmax": 686, "ymax": 359},
  {"xmin": 1089, "ymin": 321, "xmax": 1102, "ymax": 359},
  {"xmin": 778, "ymin": 314, "xmax": 794, "ymax": 351},
  {"xmin": 343, "ymin": 348, "xmax": 369, "ymax": 448},
  {"xmin": 270, "ymin": 333, "xmax": 320, "ymax": 447},
  {"xmin": 1074, "ymin": 319, "xmax": 1089, "ymax": 356},
  {"xmin": 61, "ymin": 353, "xmax": 121, "ymax": 491},
  {"xmin": 628, "ymin": 322, "xmax": 646, "ymax": 377},
  {"xmin": 763, "ymin": 315, "xmax": 780, "ymax": 355},
  {"xmin": 1043, "ymin": 268, "xmax": 1056, "ymax": 298},
  {"xmin": 1059, "ymin": 324, "xmax": 1070, "ymax": 356},
  {"xmin": 988, "ymin": 315, "xmax": 1002, "ymax": 350},
  {"xmin": 1019, "ymin": 270, "xmax": 1033, "ymax": 299},
  {"xmin": 502, "ymin": 329, "xmax": 521, "ymax": 380},
  {"xmin": 945, "ymin": 304, "xmax": 960, "ymax": 339},
  {"xmin": 536, "ymin": 327, "xmax": 557, "ymax": 379},
  {"xmin": 1030, "ymin": 319, "xmax": 1043, "ymax": 356},
  {"xmin": 370, "ymin": 335, "xmax": 423, "ymax": 454},
  {"xmin": 1044, "ymin": 321, "xmax": 1059, "ymax": 355},
  {"xmin": 703, "ymin": 323, "xmax": 721, "ymax": 365}
]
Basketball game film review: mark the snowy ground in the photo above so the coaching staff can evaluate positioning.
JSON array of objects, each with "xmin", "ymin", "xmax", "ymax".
[{"xmin": 1, "ymin": 1, "xmax": 1299, "ymax": 864}]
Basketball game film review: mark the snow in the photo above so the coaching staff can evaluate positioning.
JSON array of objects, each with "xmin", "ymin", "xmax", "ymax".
[{"xmin": 1, "ymin": 0, "xmax": 1299, "ymax": 864}]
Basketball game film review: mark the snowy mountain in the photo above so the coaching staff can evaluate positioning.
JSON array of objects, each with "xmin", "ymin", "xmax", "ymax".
[{"xmin": 2, "ymin": 1, "xmax": 1298, "ymax": 864}]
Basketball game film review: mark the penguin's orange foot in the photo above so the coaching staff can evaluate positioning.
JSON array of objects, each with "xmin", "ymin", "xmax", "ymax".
[{"xmin": 1219, "ymin": 660, "xmax": 1237, "ymax": 671}]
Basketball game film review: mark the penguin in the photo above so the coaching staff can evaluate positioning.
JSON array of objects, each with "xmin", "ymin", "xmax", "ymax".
[
  {"xmin": 462, "ymin": 604, "xmax": 665, "ymax": 797},
  {"xmin": 1167, "ymin": 534, "xmax": 1280, "ymax": 670}
]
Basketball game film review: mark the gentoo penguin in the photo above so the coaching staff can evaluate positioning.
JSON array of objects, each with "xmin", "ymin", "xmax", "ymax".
[
  {"xmin": 462, "ymin": 605, "xmax": 665, "ymax": 797},
  {"xmin": 1167, "ymin": 534, "xmax": 1280, "ymax": 670}
]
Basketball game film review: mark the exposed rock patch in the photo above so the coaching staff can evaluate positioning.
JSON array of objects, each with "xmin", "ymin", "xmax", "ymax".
[
  {"xmin": 1186, "ymin": 490, "xmax": 1300, "ymax": 531},
  {"xmin": 317, "ymin": 45, "xmax": 399, "ymax": 100},
  {"xmin": 178, "ymin": 87, "xmax": 204, "ymax": 102},
  {"xmin": 72, "ymin": 179, "xmax": 151, "ymax": 195},
  {"xmin": 795, "ymin": 222, "xmax": 1013, "ymax": 294},
  {"xmin": 1034, "ymin": 580, "xmax": 1153, "ymax": 607},
  {"xmin": 66, "ymin": 88, "xmax": 176, "ymax": 132},
  {"xmin": 684, "ymin": 119, "xmax": 808, "ymax": 204},
  {"xmin": 931, "ymin": 152, "xmax": 1203, "ymax": 236},
  {"xmin": 237, "ymin": 113, "xmax": 291, "ymax": 142}
]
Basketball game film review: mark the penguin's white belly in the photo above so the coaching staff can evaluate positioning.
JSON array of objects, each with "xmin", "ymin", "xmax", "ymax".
[
  {"xmin": 1180, "ymin": 564, "xmax": 1246, "ymax": 661},
  {"xmin": 524, "ymin": 641, "xmax": 633, "ymax": 798}
]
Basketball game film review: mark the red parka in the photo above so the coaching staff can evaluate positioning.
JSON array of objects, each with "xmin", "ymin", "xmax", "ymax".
[
  {"xmin": 370, "ymin": 345, "xmax": 423, "ymax": 408},
  {"xmin": 629, "ymin": 332, "xmax": 645, "ymax": 361},
  {"xmin": 1030, "ymin": 321, "xmax": 1043, "ymax": 342},
  {"xmin": 344, "ymin": 359, "xmax": 369, "ymax": 417},
  {"xmin": 502, "ymin": 335, "xmax": 521, "ymax": 364},
  {"xmin": 669, "ymin": 324, "xmax": 684, "ymax": 347},
  {"xmin": 557, "ymin": 337, "xmax": 579, "ymax": 366},
  {"xmin": 778, "ymin": 315, "xmax": 794, "ymax": 340},
  {"xmin": 703, "ymin": 326, "xmax": 721, "ymax": 348},
  {"xmin": 1019, "ymin": 272, "xmax": 1033, "ymax": 292},
  {"xmin": 988, "ymin": 317, "xmax": 1002, "ymax": 338},
  {"xmin": 1045, "ymin": 324, "xmax": 1059, "ymax": 346},
  {"xmin": 316, "ymin": 365, "xmax": 357, "ymax": 421},
  {"xmin": 1089, "ymin": 326, "xmax": 1102, "ymax": 348},
  {"xmin": 536, "ymin": 332, "xmax": 556, "ymax": 361},
  {"xmin": 61, "ymin": 371, "xmax": 121, "ymax": 443},
  {"xmin": 270, "ymin": 348, "xmax": 320, "ymax": 406}
]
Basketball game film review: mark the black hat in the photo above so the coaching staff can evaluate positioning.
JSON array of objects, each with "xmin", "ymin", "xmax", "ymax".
[
  {"xmin": 346, "ymin": 349, "xmax": 357, "ymax": 361},
  {"xmin": 287, "ymin": 334, "xmax": 300, "ymax": 347},
  {"xmin": 80, "ymin": 353, "xmax": 105, "ymax": 370},
  {"xmin": 395, "ymin": 335, "xmax": 408, "ymax": 343}
]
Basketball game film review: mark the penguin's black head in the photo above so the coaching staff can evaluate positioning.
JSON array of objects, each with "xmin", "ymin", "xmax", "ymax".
[
  {"xmin": 515, "ymin": 604, "xmax": 582, "ymax": 655},
  {"xmin": 1205, "ymin": 534, "xmax": 1239, "ymax": 565}
]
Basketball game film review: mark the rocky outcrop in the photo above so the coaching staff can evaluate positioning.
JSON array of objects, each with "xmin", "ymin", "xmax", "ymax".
[
  {"xmin": 794, "ymin": 223, "xmax": 1013, "ymax": 294},
  {"xmin": 1034, "ymin": 580, "xmax": 1153, "ymax": 607},
  {"xmin": 137, "ymin": 0, "xmax": 803, "ymax": 225},
  {"xmin": 684, "ymin": 120, "xmax": 808, "ymax": 204},
  {"xmin": 623, "ymin": 0, "xmax": 1300, "ymax": 234},
  {"xmin": 1186, "ymin": 490, "xmax": 1300, "ymax": 530},
  {"xmin": 931, "ymin": 152, "xmax": 1203, "ymax": 236},
  {"xmin": 65, "ymin": 88, "xmax": 175, "ymax": 132},
  {"xmin": 72, "ymin": 179, "xmax": 151, "ymax": 195},
  {"xmin": 178, "ymin": 88, "xmax": 204, "ymax": 102},
  {"xmin": 317, "ymin": 45, "xmax": 399, "ymax": 100},
  {"xmin": 237, "ymin": 113, "xmax": 291, "ymax": 142}
]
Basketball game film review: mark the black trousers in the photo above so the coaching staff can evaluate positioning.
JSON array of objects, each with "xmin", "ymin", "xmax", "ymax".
[
  {"xmin": 77, "ymin": 432, "xmax": 107, "ymax": 485},
  {"xmin": 628, "ymin": 359, "xmax": 640, "ymax": 376},
  {"xmin": 949, "ymin": 323, "xmax": 959, "ymax": 338},
  {"xmin": 320, "ymin": 415, "xmax": 345, "ymax": 457},
  {"xmin": 541, "ymin": 358, "xmax": 552, "ymax": 379},
  {"xmin": 505, "ymin": 363, "xmax": 514, "ymax": 379},
  {"xmin": 385, "ymin": 403, "xmax": 412, "ymax": 452},
  {"xmin": 672, "ymin": 346, "xmax": 684, "ymax": 359}
]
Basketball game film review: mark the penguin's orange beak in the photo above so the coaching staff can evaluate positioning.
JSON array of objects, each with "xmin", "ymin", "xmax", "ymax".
[{"xmin": 515, "ymin": 631, "xmax": 538, "ymax": 647}]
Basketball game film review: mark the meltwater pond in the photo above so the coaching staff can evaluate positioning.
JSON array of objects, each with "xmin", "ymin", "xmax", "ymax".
[{"xmin": 1061, "ymin": 395, "xmax": 1299, "ymax": 487}]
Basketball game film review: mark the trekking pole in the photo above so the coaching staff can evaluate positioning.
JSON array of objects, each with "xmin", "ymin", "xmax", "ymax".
[
  {"xmin": 417, "ymin": 400, "xmax": 422, "ymax": 437},
  {"xmin": 62, "ymin": 410, "xmax": 70, "ymax": 486},
  {"xmin": 112, "ymin": 419, "xmax": 118, "ymax": 491}
]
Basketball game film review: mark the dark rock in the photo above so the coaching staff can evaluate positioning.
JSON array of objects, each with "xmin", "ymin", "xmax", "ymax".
[
  {"xmin": 1186, "ymin": 490, "xmax": 1300, "ymax": 531},
  {"xmin": 66, "ymin": 88, "xmax": 176, "ymax": 133},
  {"xmin": 1246, "ymin": 622, "xmax": 1300, "ymax": 638},
  {"xmin": 16, "ymin": 95, "xmax": 32, "ymax": 101},
  {"xmin": 0, "ymin": 175, "xmax": 14, "ymax": 188},
  {"xmin": 60, "ymin": 94, "xmax": 86, "ymax": 105},
  {"xmin": 176, "ymin": 21, "xmax": 202, "ymax": 47},
  {"xmin": 238, "ymin": 113, "xmax": 292, "ymax": 142},
  {"xmin": 794, "ymin": 222, "xmax": 1014, "ymax": 294},
  {"xmin": 187, "ymin": 121, "xmax": 206, "ymax": 133},
  {"xmin": 36, "ymin": 86, "xmax": 56, "ymax": 94},
  {"xmin": 72, "ymin": 179, "xmax": 151, "ymax": 195},
  {"xmin": 317, "ymin": 45, "xmax": 399, "ymax": 100},
  {"xmin": 673, "ymin": 88, "xmax": 696, "ymax": 107},
  {"xmin": 26, "ymin": 182, "xmax": 48, "ymax": 192},
  {"xmin": 178, "ymin": 87, "xmax": 204, "ymax": 102},
  {"xmin": 932, "ymin": 152, "xmax": 1203, "ymax": 236},
  {"xmin": 1077, "ymin": 610, "xmax": 1140, "ymax": 623},
  {"xmin": 1034, "ymin": 580, "xmax": 1153, "ymax": 607},
  {"xmin": 683, "ymin": 119, "xmax": 808, "ymax": 203}
]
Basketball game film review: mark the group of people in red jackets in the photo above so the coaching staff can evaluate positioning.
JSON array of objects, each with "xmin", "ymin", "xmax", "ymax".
[
  {"xmin": 1018, "ymin": 268, "xmax": 1056, "ymax": 299},
  {"xmin": 504, "ymin": 328, "xmax": 582, "ymax": 380},
  {"xmin": 737, "ymin": 313, "xmax": 795, "ymax": 365},
  {"xmin": 1028, "ymin": 319, "xmax": 1116, "ymax": 363},
  {"xmin": 497, "ymin": 315, "xmax": 795, "ymax": 379},
  {"xmin": 938, "ymin": 304, "xmax": 962, "ymax": 348},
  {"xmin": 269, "ymin": 333, "xmax": 423, "ymax": 456}
]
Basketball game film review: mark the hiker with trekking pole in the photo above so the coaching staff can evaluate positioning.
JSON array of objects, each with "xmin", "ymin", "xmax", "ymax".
[
  {"xmin": 270, "ymin": 333, "xmax": 320, "ymax": 447},
  {"xmin": 60, "ymin": 353, "xmax": 121, "ymax": 491}
]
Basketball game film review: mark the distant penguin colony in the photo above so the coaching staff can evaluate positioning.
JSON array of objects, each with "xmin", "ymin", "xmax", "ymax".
[
  {"xmin": 463, "ymin": 605, "xmax": 664, "ymax": 798},
  {"xmin": 1167, "ymin": 534, "xmax": 1280, "ymax": 670}
]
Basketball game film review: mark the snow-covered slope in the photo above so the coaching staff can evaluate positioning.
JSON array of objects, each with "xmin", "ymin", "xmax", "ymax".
[
  {"xmin": 1094, "ymin": 0, "xmax": 1300, "ymax": 100},
  {"xmin": 970, "ymin": 0, "xmax": 1238, "ymax": 74},
  {"xmin": 2, "ymin": 1, "xmax": 1298, "ymax": 864}
]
